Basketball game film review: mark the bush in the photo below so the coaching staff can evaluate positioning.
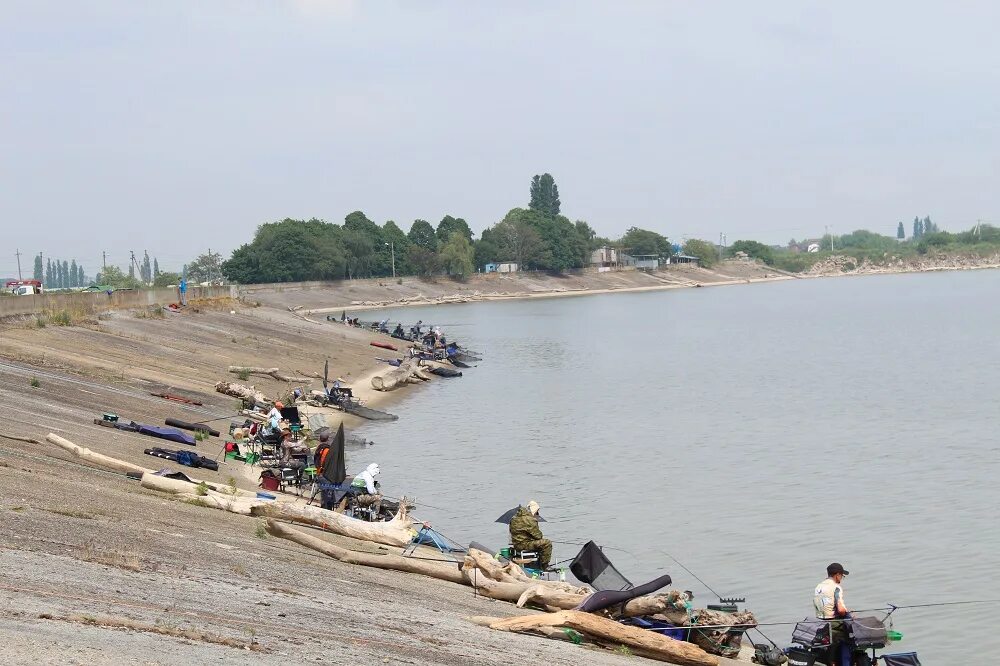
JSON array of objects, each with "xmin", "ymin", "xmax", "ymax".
[
  {"xmin": 30, "ymin": 376, "xmax": 40, "ymax": 388},
  {"xmin": 50, "ymin": 310, "xmax": 73, "ymax": 326}
]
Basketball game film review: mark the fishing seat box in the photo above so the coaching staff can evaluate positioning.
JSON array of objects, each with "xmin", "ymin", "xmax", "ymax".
[
  {"xmin": 881, "ymin": 653, "xmax": 921, "ymax": 666},
  {"xmin": 848, "ymin": 615, "xmax": 888, "ymax": 649}
]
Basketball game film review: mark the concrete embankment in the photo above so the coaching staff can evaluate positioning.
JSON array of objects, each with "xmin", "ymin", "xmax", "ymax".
[{"xmin": 242, "ymin": 262, "xmax": 789, "ymax": 313}]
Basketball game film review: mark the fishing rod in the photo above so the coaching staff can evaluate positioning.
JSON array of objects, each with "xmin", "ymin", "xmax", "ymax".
[{"xmin": 656, "ymin": 547, "xmax": 780, "ymax": 649}]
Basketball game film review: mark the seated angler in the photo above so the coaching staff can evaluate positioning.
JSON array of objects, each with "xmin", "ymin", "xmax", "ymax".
[{"xmin": 508, "ymin": 500, "xmax": 553, "ymax": 570}]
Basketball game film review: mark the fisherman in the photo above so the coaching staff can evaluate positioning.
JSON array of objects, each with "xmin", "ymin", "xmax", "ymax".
[
  {"xmin": 392, "ymin": 323, "xmax": 405, "ymax": 338},
  {"xmin": 266, "ymin": 402, "xmax": 284, "ymax": 434},
  {"xmin": 312, "ymin": 429, "xmax": 331, "ymax": 470},
  {"xmin": 352, "ymin": 462, "xmax": 381, "ymax": 494},
  {"xmin": 509, "ymin": 500, "xmax": 552, "ymax": 570},
  {"xmin": 379, "ymin": 318, "xmax": 390, "ymax": 333},
  {"xmin": 814, "ymin": 562, "xmax": 852, "ymax": 666},
  {"xmin": 351, "ymin": 463, "xmax": 382, "ymax": 515}
]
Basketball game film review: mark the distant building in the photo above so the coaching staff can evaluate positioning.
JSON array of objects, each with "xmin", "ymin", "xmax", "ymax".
[
  {"xmin": 590, "ymin": 246, "xmax": 619, "ymax": 268},
  {"xmin": 631, "ymin": 254, "xmax": 660, "ymax": 270},
  {"xmin": 484, "ymin": 262, "xmax": 519, "ymax": 273},
  {"xmin": 668, "ymin": 254, "xmax": 700, "ymax": 265},
  {"xmin": 807, "ymin": 243, "xmax": 821, "ymax": 253}
]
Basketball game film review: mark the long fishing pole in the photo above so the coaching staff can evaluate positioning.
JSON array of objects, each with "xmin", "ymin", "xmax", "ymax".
[{"xmin": 657, "ymin": 548, "xmax": 781, "ymax": 649}]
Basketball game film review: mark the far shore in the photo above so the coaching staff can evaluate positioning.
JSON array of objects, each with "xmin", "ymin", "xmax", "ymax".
[{"xmin": 293, "ymin": 260, "xmax": 1000, "ymax": 317}]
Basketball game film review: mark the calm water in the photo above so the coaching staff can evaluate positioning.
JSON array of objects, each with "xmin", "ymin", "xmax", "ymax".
[{"xmin": 351, "ymin": 270, "xmax": 1000, "ymax": 663}]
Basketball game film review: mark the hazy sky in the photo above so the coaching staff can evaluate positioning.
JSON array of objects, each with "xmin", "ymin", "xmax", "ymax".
[{"xmin": 3, "ymin": 1, "xmax": 999, "ymax": 275}]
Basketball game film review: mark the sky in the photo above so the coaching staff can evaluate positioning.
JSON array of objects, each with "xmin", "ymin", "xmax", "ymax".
[{"xmin": 3, "ymin": 1, "xmax": 1000, "ymax": 276}]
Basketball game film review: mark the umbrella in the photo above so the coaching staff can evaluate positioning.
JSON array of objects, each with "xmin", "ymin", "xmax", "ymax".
[
  {"xmin": 320, "ymin": 423, "xmax": 347, "ymax": 485},
  {"xmin": 494, "ymin": 506, "xmax": 546, "ymax": 524},
  {"xmin": 323, "ymin": 358, "xmax": 329, "ymax": 391}
]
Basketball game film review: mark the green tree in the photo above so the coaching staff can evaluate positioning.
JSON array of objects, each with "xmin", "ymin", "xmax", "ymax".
[
  {"xmin": 153, "ymin": 271, "xmax": 181, "ymax": 287},
  {"xmin": 406, "ymin": 245, "xmax": 439, "ymax": 276},
  {"xmin": 77, "ymin": 264, "xmax": 85, "ymax": 286},
  {"xmin": 407, "ymin": 219, "xmax": 438, "ymax": 252},
  {"xmin": 529, "ymin": 173, "xmax": 561, "ymax": 217},
  {"xmin": 153, "ymin": 257, "xmax": 160, "ymax": 278},
  {"xmin": 221, "ymin": 219, "xmax": 347, "ymax": 283},
  {"xmin": 186, "ymin": 251, "xmax": 224, "ymax": 283},
  {"xmin": 913, "ymin": 216, "xmax": 923, "ymax": 239},
  {"xmin": 96, "ymin": 265, "xmax": 142, "ymax": 289},
  {"xmin": 382, "ymin": 220, "xmax": 411, "ymax": 276},
  {"xmin": 728, "ymin": 240, "xmax": 775, "ymax": 265},
  {"xmin": 438, "ymin": 232, "xmax": 475, "ymax": 277},
  {"xmin": 61, "ymin": 260, "xmax": 69, "ymax": 289},
  {"xmin": 33, "ymin": 254, "xmax": 43, "ymax": 281},
  {"xmin": 897, "ymin": 222, "xmax": 905, "ymax": 240},
  {"xmin": 620, "ymin": 227, "xmax": 673, "ymax": 258},
  {"xmin": 923, "ymin": 216, "xmax": 936, "ymax": 234},
  {"xmin": 473, "ymin": 235, "xmax": 501, "ymax": 269},
  {"xmin": 436, "ymin": 215, "xmax": 473, "ymax": 244},
  {"xmin": 574, "ymin": 220, "xmax": 600, "ymax": 253},
  {"xmin": 69, "ymin": 259, "xmax": 78, "ymax": 288},
  {"xmin": 343, "ymin": 228, "xmax": 375, "ymax": 279},
  {"xmin": 682, "ymin": 239, "xmax": 718, "ymax": 268},
  {"xmin": 493, "ymin": 212, "xmax": 544, "ymax": 267},
  {"xmin": 140, "ymin": 251, "xmax": 151, "ymax": 284},
  {"xmin": 45, "ymin": 258, "xmax": 53, "ymax": 286}
]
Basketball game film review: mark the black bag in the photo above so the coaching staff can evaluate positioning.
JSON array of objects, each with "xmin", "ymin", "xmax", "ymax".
[
  {"xmin": 752, "ymin": 645, "xmax": 786, "ymax": 665},
  {"xmin": 791, "ymin": 618, "xmax": 829, "ymax": 648},
  {"xmin": 881, "ymin": 653, "xmax": 921, "ymax": 666}
]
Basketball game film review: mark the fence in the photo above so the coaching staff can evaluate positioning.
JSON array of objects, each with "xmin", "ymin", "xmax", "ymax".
[{"xmin": 0, "ymin": 286, "xmax": 237, "ymax": 318}]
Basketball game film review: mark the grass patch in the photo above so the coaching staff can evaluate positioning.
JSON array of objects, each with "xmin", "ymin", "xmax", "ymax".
[
  {"xmin": 254, "ymin": 524, "xmax": 269, "ymax": 539},
  {"xmin": 236, "ymin": 369, "xmax": 250, "ymax": 381},
  {"xmin": 614, "ymin": 644, "xmax": 633, "ymax": 656},
  {"xmin": 230, "ymin": 563, "xmax": 249, "ymax": 577},
  {"xmin": 184, "ymin": 498, "xmax": 209, "ymax": 508},
  {"xmin": 35, "ymin": 316, "xmax": 46, "ymax": 328},
  {"xmin": 195, "ymin": 482, "xmax": 209, "ymax": 496},
  {"xmin": 79, "ymin": 540, "xmax": 141, "ymax": 572},
  {"xmin": 29, "ymin": 376, "xmax": 40, "ymax": 388}
]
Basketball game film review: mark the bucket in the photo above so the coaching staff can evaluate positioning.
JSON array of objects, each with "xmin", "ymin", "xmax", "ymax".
[{"xmin": 260, "ymin": 475, "xmax": 280, "ymax": 491}]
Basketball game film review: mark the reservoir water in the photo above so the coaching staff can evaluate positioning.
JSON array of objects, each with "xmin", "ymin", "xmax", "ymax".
[{"xmin": 353, "ymin": 270, "xmax": 1000, "ymax": 663}]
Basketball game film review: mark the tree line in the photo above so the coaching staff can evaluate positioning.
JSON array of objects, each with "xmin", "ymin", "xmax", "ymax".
[
  {"xmin": 220, "ymin": 173, "xmax": 685, "ymax": 284},
  {"xmin": 33, "ymin": 256, "xmax": 87, "ymax": 289}
]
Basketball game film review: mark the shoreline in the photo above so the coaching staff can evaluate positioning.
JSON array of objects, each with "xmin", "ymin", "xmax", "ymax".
[{"xmin": 297, "ymin": 261, "xmax": 1000, "ymax": 316}]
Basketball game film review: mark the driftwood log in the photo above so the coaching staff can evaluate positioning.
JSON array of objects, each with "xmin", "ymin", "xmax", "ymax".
[
  {"xmin": 139, "ymin": 471, "xmax": 258, "ymax": 499},
  {"xmin": 370, "ymin": 358, "xmax": 421, "ymax": 391},
  {"xmin": 46, "ymin": 433, "xmax": 154, "ymax": 475},
  {"xmin": 483, "ymin": 611, "xmax": 718, "ymax": 666},
  {"xmin": 215, "ymin": 381, "xmax": 269, "ymax": 404},
  {"xmin": 251, "ymin": 499, "xmax": 415, "ymax": 547},
  {"xmin": 227, "ymin": 366, "xmax": 314, "ymax": 383},
  {"xmin": 265, "ymin": 519, "xmax": 467, "ymax": 584}
]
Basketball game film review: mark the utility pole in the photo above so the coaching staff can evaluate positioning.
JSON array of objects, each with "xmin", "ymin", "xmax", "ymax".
[
  {"xmin": 15, "ymin": 249, "xmax": 22, "ymax": 280},
  {"xmin": 386, "ymin": 241, "xmax": 395, "ymax": 278},
  {"xmin": 102, "ymin": 251, "xmax": 107, "ymax": 272},
  {"xmin": 130, "ymin": 250, "xmax": 142, "ymax": 281},
  {"xmin": 825, "ymin": 225, "xmax": 834, "ymax": 252},
  {"xmin": 719, "ymin": 232, "xmax": 724, "ymax": 261}
]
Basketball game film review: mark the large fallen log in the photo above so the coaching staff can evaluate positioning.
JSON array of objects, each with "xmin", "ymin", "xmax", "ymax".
[
  {"xmin": 484, "ymin": 611, "xmax": 718, "ymax": 666},
  {"xmin": 251, "ymin": 499, "xmax": 415, "ymax": 547},
  {"xmin": 265, "ymin": 519, "xmax": 467, "ymax": 584},
  {"xmin": 139, "ymin": 471, "xmax": 259, "ymax": 499},
  {"xmin": 370, "ymin": 358, "xmax": 420, "ymax": 391},
  {"xmin": 46, "ymin": 433, "xmax": 154, "ymax": 475},
  {"xmin": 227, "ymin": 366, "xmax": 314, "ymax": 383},
  {"xmin": 215, "ymin": 381, "xmax": 269, "ymax": 404}
]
